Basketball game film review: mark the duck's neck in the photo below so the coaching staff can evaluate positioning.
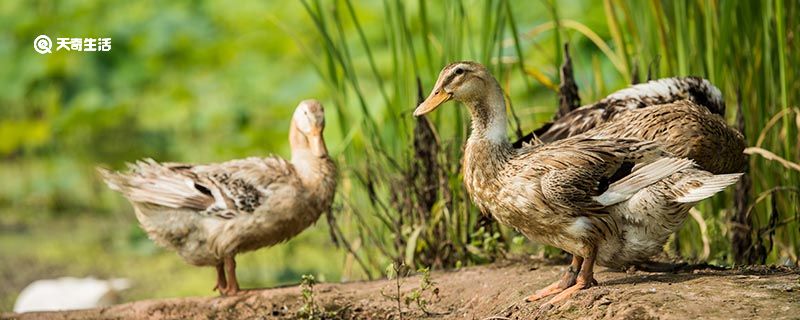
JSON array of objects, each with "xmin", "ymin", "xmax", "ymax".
[
  {"xmin": 463, "ymin": 83, "xmax": 513, "ymax": 161},
  {"xmin": 465, "ymin": 86, "xmax": 510, "ymax": 145},
  {"xmin": 289, "ymin": 127, "xmax": 337, "ymax": 205},
  {"xmin": 462, "ymin": 85, "xmax": 513, "ymax": 200}
]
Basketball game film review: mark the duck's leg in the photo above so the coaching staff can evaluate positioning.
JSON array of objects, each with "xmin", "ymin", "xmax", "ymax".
[
  {"xmin": 525, "ymin": 255, "xmax": 583, "ymax": 302},
  {"xmin": 213, "ymin": 262, "xmax": 227, "ymax": 294},
  {"xmin": 222, "ymin": 256, "xmax": 240, "ymax": 295},
  {"xmin": 544, "ymin": 247, "xmax": 598, "ymax": 305}
]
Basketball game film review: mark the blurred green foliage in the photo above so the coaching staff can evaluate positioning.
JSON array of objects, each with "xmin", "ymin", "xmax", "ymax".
[
  {"xmin": 0, "ymin": 0, "xmax": 798, "ymax": 311},
  {"xmin": 0, "ymin": 0, "xmax": 343, "ymax": 310}
]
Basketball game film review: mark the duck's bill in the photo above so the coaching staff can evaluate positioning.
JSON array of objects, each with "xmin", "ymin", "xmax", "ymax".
[{"xmin": 413, "ymin": 91, "xmax": 452, "ymax": 116}]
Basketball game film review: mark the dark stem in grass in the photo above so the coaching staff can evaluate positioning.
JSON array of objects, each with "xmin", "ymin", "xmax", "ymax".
[
  {"xmin": 505, "ymin": 90, "xmax": 524, "ymax": 141},
  {"xmin": 413, "ymin": 78, "xmax": 441, "ymax": 220},
  {"xmin": 732, "ymin": 86, "xmax": 757, "ymax": 265},
  {"xmin": 556, "ymin": 43, "xmax": 581, "ymax": 120},
  {"xmin": 647, "ymin": 55, "xmax": 661, "ymax": 81},
  {"xmin": 630, "ymin": 61, "xmax": 640, "ymax": 85}
]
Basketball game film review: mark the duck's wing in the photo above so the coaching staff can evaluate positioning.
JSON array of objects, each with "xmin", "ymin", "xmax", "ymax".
[
  {"xmin": 513, "ymin": 77, "xmax": 725, "ymax": 146},
  {"xmin": 521, "ymin": 138, "xmax": 695, "ymax": 214},
  {"xmin": 99, "ymin": 156, "xmax": 297, "ymax": 219}
]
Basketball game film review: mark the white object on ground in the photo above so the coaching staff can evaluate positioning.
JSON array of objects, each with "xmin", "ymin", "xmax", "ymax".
[{"xmin": 13, "ymin": 277, "xmax": 131, "ymax": 313}]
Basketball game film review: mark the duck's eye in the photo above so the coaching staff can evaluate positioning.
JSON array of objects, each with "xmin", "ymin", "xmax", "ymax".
[{"xmin": 454, "ymin": 68, "xmax": 464, "ymax": 75}]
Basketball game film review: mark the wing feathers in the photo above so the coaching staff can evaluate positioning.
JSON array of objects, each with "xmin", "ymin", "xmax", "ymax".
[
  {"xmin": 98, "ymin": 159, "xmax": 214, "ymax": 210},
  {"xmin": 99, "ymin": 157, "xmax": 296, "ymax": 216},
  {"xmin": 674, "ymin": 173, "xmax": 742, "ymax": 203},
  {"xmin": 594, "ymin": 158, "xmax": 696, "ymax": 206}
]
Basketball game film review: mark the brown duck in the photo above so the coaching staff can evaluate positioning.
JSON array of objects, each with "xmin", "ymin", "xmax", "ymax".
[
  {"xmin": 98, "ymin": 100, "xmax": 336, "ymax": 296},
  {"xmin": 414, "ymin": 61, "xmax": 743, "ymax": 305}
]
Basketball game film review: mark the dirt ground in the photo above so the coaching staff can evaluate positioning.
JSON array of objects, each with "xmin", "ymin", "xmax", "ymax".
[{"xmin": 3, "ymin": 258, "xmax": 799, "ymax": 320}]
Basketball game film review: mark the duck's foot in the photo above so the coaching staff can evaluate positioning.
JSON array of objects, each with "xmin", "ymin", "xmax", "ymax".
[
  {"xmin": 221, "ymin": 283, "xmax": 240, "ymax": 296},
  {"xmin": 525, "ymin": 255, "xmax": 583, "ymax": 302},
  {"xmin": 220, "ymin": 256, "xmax": 240, "ymax": 296},
  {"xmin": 537, "ymin": 247, "xmax": 597, "ymax": 308},
  {"xmin": 541, "ymin": 277, "xmax": 596, "ymax": 306},
  {"xmin": 220, "ymin": 286, "xmax": 240, "ymax": 296},
  {"xmin": 525, "ymin": 280, "xmax": 567, "ymax": 302}
]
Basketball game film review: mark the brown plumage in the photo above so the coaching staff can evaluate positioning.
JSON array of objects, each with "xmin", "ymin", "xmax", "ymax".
[
  {"xmin": 582, "ymin": 101, "xmax": 746, "ymax": 174},
  {"xmin": 514, "ymin": 76, "xmax": 745, "ymax": 175},
  {"xmin": 98, "ymin": 100, "xmax": 336, "ymax": 296},
  {"xmin": 515, "ymin": 76, "xmax": 728, "ymax": 146},
  {"xmin": 415, "ymin": 61, "xmax": 743, "ymax": 306}
]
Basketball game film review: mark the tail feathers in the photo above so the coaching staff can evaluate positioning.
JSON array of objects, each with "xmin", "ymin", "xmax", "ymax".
[
  {"xmin": 97, "ymin": 160, "xmax": 212, "ymax": 210},
  {"xmin": 603, "ymin": 77, "xmax": 725, "ymax": 116},
  {"xmin": 675, "ymin": 173, "xmax": 742, "ymax": 203},
  {"xmin": 594, "ymin": 158, "xmax": 695, "ymax": 206},
  {"xmin": 97, "ymin": 167, "xmax": 124, "ymax": 192}
]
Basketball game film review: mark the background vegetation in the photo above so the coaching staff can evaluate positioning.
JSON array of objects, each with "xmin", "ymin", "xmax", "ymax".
[{"xmin": 1, "ymin": 0, "xmax": 797, "ymax": 311}]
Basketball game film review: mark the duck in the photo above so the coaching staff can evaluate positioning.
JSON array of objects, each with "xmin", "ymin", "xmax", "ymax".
[
  {"xmin": 515, "ymin": 76, "xmax": 728, "ymax": 146},
  {"xmin": 413, "ymin": 61, "xmax": 742, "ymax": 305},
  {"xmin": 98, "ymin": 99, "xmax": 336, "ymax": 296}
]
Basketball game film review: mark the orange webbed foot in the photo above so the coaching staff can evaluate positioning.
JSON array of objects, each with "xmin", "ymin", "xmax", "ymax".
[
  {"xmin": 525, "ymin": 280, "xmax": 566, "ymax": 302},
  {"xmin": 537, "ymin": 249, "xmax": 597, "ymax": 308},
  {"xmin": 542, "ymin": 277, "xmax": 596, "ymax": 306},
  {"xmin": 525, "ymin": 255, "xmax": 583, "ymax": 302}
]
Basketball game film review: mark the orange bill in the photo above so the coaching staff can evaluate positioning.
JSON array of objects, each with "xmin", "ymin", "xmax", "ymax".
[{"xmin": 413, "ymin": 91, "xmax": 452, "ymax": 116}]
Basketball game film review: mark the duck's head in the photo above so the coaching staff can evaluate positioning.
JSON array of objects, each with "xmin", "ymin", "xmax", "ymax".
[
  {"xmin": 414, "ymin": 61, "xmax": 497, "ymax": 116},
  {"xmin": 291, "ymin": 99, "xmax": 328, "ymax": 157}
]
